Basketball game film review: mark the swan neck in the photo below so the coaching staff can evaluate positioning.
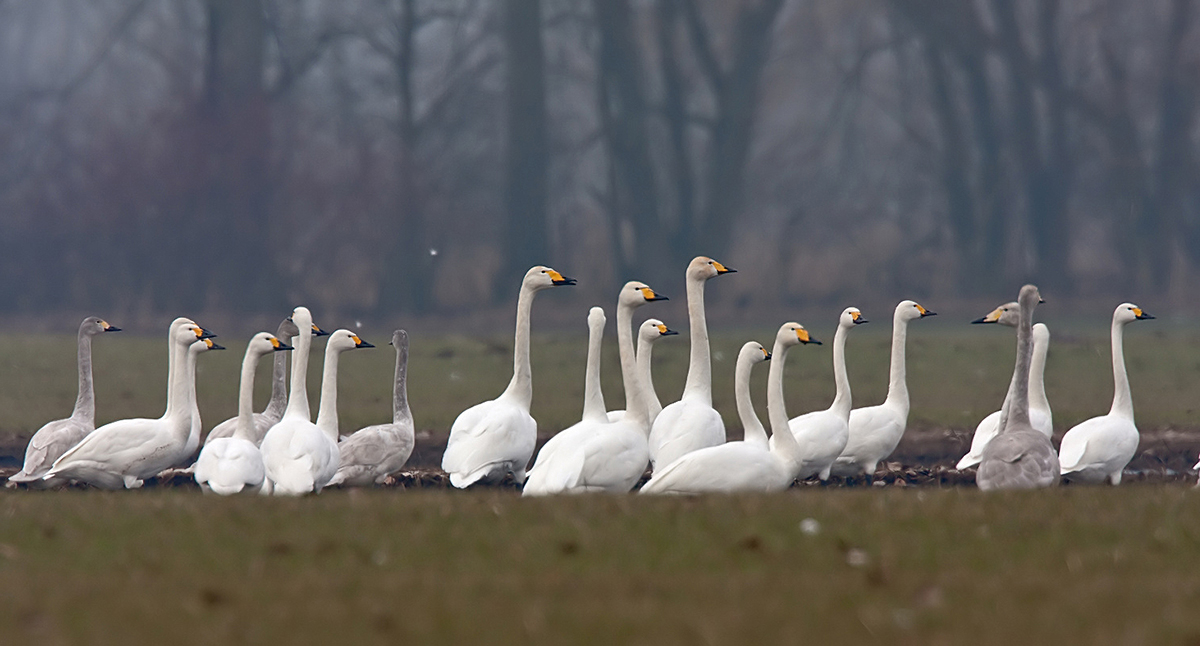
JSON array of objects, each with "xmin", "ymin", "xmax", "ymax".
[
  {"xmin": 581, "ymin": 315, "xmax": 608, "ymax": 423},
  {"xmin": 264, "ymin": 333, "xmax": 292, "ymax": 420},
  {"xmin": 1001, "ymin": 306, "xmax": 1034, "ymax": 431},
  {"xmin": 617, "ymin": 302, "xmax": 649, "ymax": 428},
  {"xmin": 284, "ymin": 327, "xmax": 313, "ymax": 421},
  {"xmin": 71, "ymin": 328, "xmax": 96, "ymax": 424},
  {"xmin": 171, "ymin": 347, "xmax": 200, "ymax": 439},
  {"xmin": 829, "ymin": 323, "xmax": 852, "ymax": 419},
  {"xmin": 883, "ymin": 311, "xmax": 910, "ymax": 413},
  {"xmin": 681, "ymin": 275, "xmax": 712, "ymax": 404},
  {"xmin": 636, "ymin": 334, "xmax": 663, "ymax": 422},
  {"xmin": 501, "ymin": 284, "xmax": 535, "ymax": 410},
  {"xmin": 735, "ymin": 355, "xmax": 767, "ymax": 446},
  {"xmin": 164, "ymin": 340, "xmax": 188, "ymax": 419},
  {"xmin": 1029, "ymin": 331, "xmax": 1051, "ymax": 414},
  {"xmin": 315, "ymin": 345, "xmax": 342, "ymax": 441},
  {"xmin": 235, "ymin": 349, "xmax": 261, "ymax": 442},
  {"xmin": 767, "ymin": 341, "xmax": 801, "ymax": 466},
  {"xmin": 1109, "ymin": 319, "xmax": 1134, "ymax": 419},
  {"xmin": 393, "ymin": 339, "xmax": 412, "ymax": 425}
]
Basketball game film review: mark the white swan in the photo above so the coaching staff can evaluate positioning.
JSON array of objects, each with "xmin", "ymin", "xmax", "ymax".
[
  {"xmin": 976, "ymin": 285, "xmax": 1059, "ymax": 491},
  {"xmin": 834, "ymin": 301, "xmax": 935, "ymax": 476},
  {"xmin": 522, "ymin": 282, "xmax": 666, "ymax": 495},
  {"xmin": 772, "ymin": 307, "xmax": 866, "ymax": 480},
  {"xmin": 640, "ymin": 324, "xmax": 821, "ymax": 494},
  {"xmin": 194, "ymin": 332, "xmax": 293, "ymax": 494},
  {"xmin": 1057, "ymin": 303, "xmax": 1154, "ymax": 485},
  {"xmin": 205, "ymin": 316, "xmax": 312, "ymax": 446},
  {"xmin": 648, "ymin": 256, "xmax": 736, "ymax": 470},
  {"xmin": 8, "ymin": 317, "xmax": 120, "ymax": 486},
  {"xmin": 45, "ymin": 321, "xmax": 220, "ymax": 489},
  {"xmin": 606, "ymin": 318, "xmax": 678, "ymax": 424},
  {"xmin": 441, "ymin": 266, "xmax": 576, "ymax": 487},
  {"xmin": 261, "ymin": 323, "xmax": 373, "ymax": 496},
  {"xmin": 329, "ymin": 329, "xmax": 416, "ymax": 487},
  {"xmin": 957, "ymin": 304, "xmax": 1053, "ymax": 469}
]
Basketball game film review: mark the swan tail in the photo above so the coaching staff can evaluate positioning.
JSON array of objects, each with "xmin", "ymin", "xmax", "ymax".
[
  {"xmin": 1058, "ymin": 436, "xmax": 1088, "ymax": 474},
  {"xmin": 956, "ymin": 453, "xmax": 981, "ymax": 470},
  {"xmin": 522, "ymin": 450, "xmax": 585, "ymax": 497}
]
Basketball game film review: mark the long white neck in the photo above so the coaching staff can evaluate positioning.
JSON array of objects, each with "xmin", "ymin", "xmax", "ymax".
[
  {"xmin": 617, "ymin": 301, "xmax": 649, "ymax": 429},
  {"xmin": 263, "ymin": 333, "xmax": 292, "ymax": 420},
  {"xmin": 636, "ymin": 334, "xmax": 663, "ymax": 422},
  {"xmin": 882, "ymin": 310, "xmax": 910, "ymax": 415},
  {"xmin": 1108, "ymin": 319, "xmax": 1134, "ymax": 419},
  {"xmin": 1001, "ymin": 302, "xmax": 1035, "ymax": 431},
  {"xmin": 581, "ymin": 314, "xmax": 608, "ymax": 423},
  {"xmin": 315, "ymin": 345, "xmax": 343, "ymax": 441},
  {"xmin": 235, "ymin": 349, "xmax": 264, "ymax": 442},
  {"xmin": 829, "ymin": 323, "xmax": 853, "ymax": 419},
  {"xmin": 173, "ymin": 346, "xmax": 201, "ymax": 439},
  {"xmin": 500, "ymin": 284, "xmax": 536, "ymax": 410},
  {"xmin": 1029, "ymin": 327, "xmax": 1051, "ymax": 416},
  {"xmin": 71, "ymin": 329, "xmax": 96, "ymax": 424},
  {"xmin": 164, "ymin": 339, "xmax": 189, "ymax": 419},
  {"xmin": 735, "ymin": 354, "xmax": 766, "ymax": 446},
  {"xmin": 767, "ymin": 340, "xmax": 802, "ymax": 472},
  {"xmin": 681, "ymin": 275, "xmax": 712, "ymax": 404},
  {"xmin": 284, "ymin": 329, "xmax": 313, "ymax": 421},
  {"xmin": 393, "ymin": 339, "xmax": 411, "ymax": 426}
]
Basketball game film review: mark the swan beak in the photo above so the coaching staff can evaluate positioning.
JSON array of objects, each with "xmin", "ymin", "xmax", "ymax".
[
  {"xmin": 972, "ymin": 307, "xmax": 1003, "ymax": 324},
  {"xmin": 640, "ymin": 287, "xmax": 668, "ymax": 302},
  {"xmin": 352, "ymin": 335, "xmax": 375, "ymax": 349},
  {"xmin": 851, "ymin": 312, "xmax": 868, "ymax": 324},
  {"xmin": 270, "ymin": 338, "xmax": 294, "ymax": 351},
  {"xmin": 712, "ymin": 261, "xmax": 736, "ymax": 274},
  {"xmin": 762, "ymin": 348, "xmax": 772, "ymax": 360},
  {"xmin": 658, "ymin": 325, "xmax": 679, "ymax": 336},
  {"xmin": 547, "ymin": 269, "xmax": 577, "ymax": 286},
  {"xmin": 1134, "ymin": 308, "xmax": 1155, "ymax": 320},
  {"xmin": 916, "ymin": 305, "xmax": 936, "ymax": 318},
  {"xmin": 196, "ymin": 327, "xmax": 217, "ymax": 339},
  {"xmin": 312, "ymin": 324, "xmax": 331, "ymax": 337},
  {"xmin": 205, "ymin": 339, "xmax": 225, "ymax": 351},
  {"xmin": 102, "ymin": 322, "xmax": 121, "ymax": 332},
  {"xmin": 796, "ymin": 328, "xmax": 821, "ymax": 345}
]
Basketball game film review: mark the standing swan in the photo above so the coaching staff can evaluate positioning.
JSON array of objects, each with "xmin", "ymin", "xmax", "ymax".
[
  {"xmin": 957, "ymin": 304, "xmax": 1053, "ymax": 469},
  {"xmin": 606, "ymin": 319, "xmax": 679, "ymax": 424},
  {"xmin": 8, "ymin": 317, "xmax": 120, "ymax": 486},
  {"xmin": 834, "ymin": 301, "xmax": 935, "ymax": 476},
  {"xmin": 442, "ymin": 266, "xmax": 576, "ymax": 487},
  {"xmin": 256, "ymin": 306, "xmax": 325, "ymax": 494},
  {"xmin": 772, "ymin": 307, "xmax": 866, "ymax": 480},
  {"xmin": 976, "ymin": 284, "xmax": 1059, "ymax": 491},
  {"xmin": 262, "ymin": 327, "xmax": 373, "ymax": 496},
  {"xmin": 523, "ymin": 282, "xmax": 667, "ymax": 495},
  {"xmin": 194, "ymin": 332, "xmax": 293, "ymax": 494},
  {"xmin": 1058, "ymin": 303, "xmax": 1154, "ymax": 484},
  {"xmin": 648, "ymin": 256, "xmax": 736, "ymax": 470},
  {"xmin": 205, "ymin": 316, "xmax": 306, "ymax": 446},
  {"xmin": 45, "ymin": 323, "xmax": 221, "ymax": 489},
  {"xmin": 329, "ymin": 330, "xmax": 416, "ymax": 487}
]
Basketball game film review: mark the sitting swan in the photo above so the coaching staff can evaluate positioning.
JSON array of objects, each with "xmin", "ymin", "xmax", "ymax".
[
  {"xmin": 648, "ymin": 256, "xmax": 736, "ymax": 470},
  {"xmin": 522, "ymin": 282, "xmax": 667, "ymax": 496},
  {"xmin": 976, "ymin": 285, "xmax": 1059, "ymax": 491},
  {"xmin": 606, "ymin": 318, "xmax": 678, "ymax": 424},
  {"xmin": 1058, "ymin": 303, "xmax": 1154, "ymax": 485},
  {"xmin": 640, "ymin": 323, "xmax": 821, "ymax": 494},
  {"xmin": 261, "ymin": 325, "xmax": 373, "ymax": 496},
  {"xmin": 441, "ymin": 266, "xmax": 576, "ymax": 488},
  {"xmin": 834, "ymin": 300, "xmax": 935, "ymax": 476},
  {"xmin": 328, "ymin": 329, "xmax": 416, "ymax": 487},
  {"xmin": 195, "ymin": 332, "xmax": 292, "ymax": 494},
  {"xmin": 771, "ymin": 307, "xmax": 866, "ymax": 480},
  {"xmin": 8, "ymin": 316, "xmax": 121, "ymax": 487},
  {"xmin": 957, "ymin": 303, "xmax": 1053, "ymax": 469},
  {"xmin": 45, "ymin": 321, "xmax": 220, "ymax": 489}
]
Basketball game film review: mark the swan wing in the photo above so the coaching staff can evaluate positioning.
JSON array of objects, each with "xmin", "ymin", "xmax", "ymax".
[
  {"xmin": 1058, "ymin": 415, "xmax": 1139, "ymax": 475},
  {"xmin": 194, "ymin": 438, "xmax": 265, "ymax": 495},
  {"xmin": 442, "ymin": 401, "xmax": 536, "ymax": 488},
  {"xmin": 957, "ymin": 410, "xmax": 1001, "ymax": 470},
  {"xmin": 648, "ymin": 400, "xmax": 725, "ymax": 469},
  {"xmin": 9, "ymin": 418, "xmax": 91, "ymax": 483},
  {"xmin": 837, "ymin": 405, "xmax": 905, "ymax": 473},
  {"xmin": 575, "ymin": 423, "xmax": 649, "ymax": 493},
  {"xmin": 780, "ymin": 411, "xmax": 850, "ymax": 478},
  {"xmin": 522, "ymin": 446, "xmax": 586, "ymax": 497},
  {"xmin": 332, "ymin": 423, "xmax": 415, "ymax": 486},
  {"xmin": 976, "ymin": 430, "xmax": 1059, "ymax": 491},
  {"xmin": 641, "ymin": 443, "xmax": 781, "ymax": 495}
]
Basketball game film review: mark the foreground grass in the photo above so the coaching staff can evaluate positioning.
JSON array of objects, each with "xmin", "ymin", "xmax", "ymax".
[{"xmin": 0, "ymin": 487, "xmax": 1197, "ymax": 644}]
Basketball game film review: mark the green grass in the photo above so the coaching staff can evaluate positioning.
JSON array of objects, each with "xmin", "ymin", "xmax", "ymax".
[{"xmin": 0, "ymin": 487, "xmax": 1197, "ymax": 644}]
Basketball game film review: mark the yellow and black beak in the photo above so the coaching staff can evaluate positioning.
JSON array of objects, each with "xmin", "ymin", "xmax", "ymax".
[
  {"xmin": 657, "ymin": 324, "xmax": 679, "ymax": 337},
  {"xmin": 796, "ymin": 328, "xmax": 821, "ymax": 345},
  {"xmin": 761, "ymin": 347, "xmax": 772, "ymax": 360},
  {"xmin": 204, "ymin": 339, "xmax": 225, "ymax": 351},
  {"xmin": 101, "ymin": 321, "xmax": 121, "ymax": 332},
  {"xmin": 195, "ymin": 327, "xmax": 217, "ymax": 340},
  {"xmin": 270, "ymin": 337, "xmax": 294, "ymax": 351},
  {"xmin": 712, "ymin": 260, "xmax": 736, "ymax": 274},
  {"xmin": 351, "ymin": 335, "xmax": 375, "ymax": 349},
  {"xmin": 547, "ymin": 269, "xmax": 577, "ymax": 286},
  {"xmin": 971, "ymin": 308, "xmax": 1003, "ymax": 325},
  {"xmin": 312, "ymin": 324, "xmax": 330, "ymax": 337},
  {"xmin": 851, "ymin": 311, "xmax": 868, "ymax": 325},
  {"xmin": 640, "ymin": 287, "xmax": 668, "ymax": 302},
  {"xmin": 1134, "ymin": 308, "xmax": 1155, "ymax": 320},
  {"xmin": 916, "ymin": 304, "xmax": 936, "ymax": 318}
]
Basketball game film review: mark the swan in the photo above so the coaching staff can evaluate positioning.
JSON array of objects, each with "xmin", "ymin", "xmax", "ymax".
[
  {"xmin": 606, "ymin": 318, "xmax": 679, "ymax": 424},
  {"xmin": 205, "ymin": 316, "xmax": 314, "ymax": 446},
  {"xmin": 648, "ymin": 256, "xmax": 736, "ymax": 470},
  {"xmin": 45, "ymin": 322, "xmax": 221, "ymax": 489},
  {"xmin": 771, "ymin": 307, "xmax": 866, "ymax": 480},
  {"xmin": 1057, "ymin": 303, "xmax": 1154, "ymax": 485},
  {"xmin": 522, "ymin": 282, "xmax": 666, "ymax": 495},
  {"xmin": 261, "ymin": 325, "xmax": 373, "ymax": 496},
  {"xmin": 976, "ymin": 284, "xmax": 1059, "ymax": 491},
  {"xmin": 328, "ymin": 329, "xmax": 416, "ymax": 487},
  {"xmin": 441, "ymin": 266, "xmax": 576, "ymax": 488},
  {"xmin": 194, "ymin": 332, "xmax": 293, "ymax": 494},
  {"xmin": 957, "ymin": 304, "xmax": 1053, "ymax": 469},
  {"xmin": 834, "ymin": 301, "xmax": 935, "ymax": 476},
  {"xmin": 7, "ymin": 317, "xmax": 120, "ymax": 486},
  {"xmin": 640, "ymin": 323, "xmax": 821, "ymax": 494}
]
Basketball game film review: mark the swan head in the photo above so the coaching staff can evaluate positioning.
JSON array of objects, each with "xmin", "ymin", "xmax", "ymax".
[
  {"xmin": 638, "ymin": 318, "xmax": 679, "ymax": 343},
  {"xmin": 1032, "ymin": 322, "xmax": 1050, "ymax": 346},
  {"xmin": 326, "ymin": 329, "xmax": 375, "ymax": 353},
  {"xmin": 388, "ymin": 329, "xmax": 409, "ymax": 349},
  {"xmin": 288, "ymin": 306, "xmax": 330, "ymax": 338},
  {"xmin": 738, "ymin": 341, "xmax": 771, "ymax": 366},
  {"xmin": 586, "ymin": 306, "xmax": 607, "ymax": 330},
  {"xmin": 190, "ymin": 338, "xmax": 225, "ymax": 355},
  {"xmin": 1017, "ymin": 284, "xmax": 1043, "ymax": 313},
  {"xmin": 896, "ymin": 300, "xmax": 935, "ymax": 322},
  {"xmin": 276, "ymin": 317, "xmax": 301, "ymax": 342},
  {"xmin": 248, "ymin": 331, "xmax": 294, "ymax": 357},
  {"xmin": 524, "ymin": 266, "xmax": 577, "ymax": 290},
  {"xmin": 80, "ymin": 316, "xmax": 121, "ymax": 336},
  {"xmin": 840, "ymin": 307, "xmax": 868, "ymax": 327},
  {"xmin": 620, "ymin": 281, "xmax": 668, "ymax": 308},
  {"xmin": 776, "ymin": 322, "xmax": 820, "ymax": 348},
  {"xmin": 1114, "ymin": 302, "xmax": 1155, "ymax": 324},
  {"xmin": 173, "ymin": 321, "xmax": 216, "ymax": 347},
  {"xmin": 687, "ymin": 256, "xmax": 736, "ymax": 281},
  {"xmin": 972, "ymin": 301, "xmax": 1020, "ymax": 327}
]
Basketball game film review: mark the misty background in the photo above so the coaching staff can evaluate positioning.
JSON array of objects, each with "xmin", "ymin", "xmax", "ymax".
[{"xmin": 2, "ymin": 0, "xmax": 1198, "ymax": 332}]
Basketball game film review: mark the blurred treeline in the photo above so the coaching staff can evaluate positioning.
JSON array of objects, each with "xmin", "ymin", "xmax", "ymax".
[{"xmin": 2, "ymin": 0, "xmax": 1199, "ymax": 322}]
